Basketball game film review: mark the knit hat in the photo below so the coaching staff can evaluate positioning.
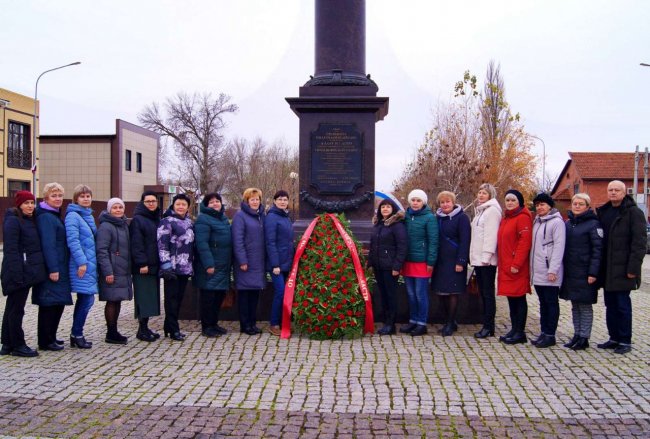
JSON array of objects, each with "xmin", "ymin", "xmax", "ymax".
[
  {"xmin": 107, "ymin": 197, "xmax": 125, "ymax": 212},
  {"xmin": 14, "ymin": 190, "xmax": 35, "ymax": 208},
  {"xmin": 408, "ymin": 189, "xmax": 428, "ymax": 205},
  {"xmin": 533, "ymin": 192, "xmax": 555, "ymax": 208},
  {"xmin": 504, "ymin": 189, "xmax": 525, "ymax": 208}
]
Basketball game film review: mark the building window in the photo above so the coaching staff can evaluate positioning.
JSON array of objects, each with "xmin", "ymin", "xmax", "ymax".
[
  {"xmin": 7, "ymin": 121, "xmax": 31, "ymax": 169},
  {"xmin": 136, "ymin": 152, "xmax": 142, "ymax": 173},
  {"xmin": 573, "ymin": 183, "xmax": 580, "ymax": 194},
  {"xmin": 8, "ymin": 180, "xmax": 30, "ymax": 198},
  {"xmin": 125, "ymin": 149, "xmax": 132, "ymax": 171}
]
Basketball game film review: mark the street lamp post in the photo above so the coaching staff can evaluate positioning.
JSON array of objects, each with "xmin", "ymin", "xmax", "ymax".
[
  {"xmin": 530, "ymin": 134, "xmax": 546, "ymax": 190},
  {"xmin": 32, "ymin": 61, "xmax": 81, "ymax": 193}
]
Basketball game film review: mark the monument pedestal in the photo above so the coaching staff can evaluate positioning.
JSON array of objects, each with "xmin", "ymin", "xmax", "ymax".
[{"xmin": 287, "ymin": 85, "xmax": 388, "ymax": 240}]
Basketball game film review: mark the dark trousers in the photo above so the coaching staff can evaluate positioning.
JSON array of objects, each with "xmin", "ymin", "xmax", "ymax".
[
  {"xmin": 200, "ymin": 289, "xmax": 226, "ymax": 330},
  {"xmin": 603, "ymin": 290, "xmax": 632, "ymax": 344},
  {"xmin": 238, "ymin": 289, "xmax": 260, "ymax": 331},
  {"xmin": 37, "ymin": 304, "xmax": 65, "ymax": 347},
  {"xmin": 507, "ymin": 295, "xmax": 528, "ymax": 333},
  {"xmin": 375, "ymin": 269, "xmax": 398, "ymax": 326},
  {"xmin": 475, "ymin": 266, "xmax": 497, "ymax": 330},
  {"xmin": 534, "ymin": 285, "xmax": 560, "ymax": 336},
  {"xmin": 1, "ymin": 288, "xmax": 30, "ymax": 348},
  {"xmin": 163, "ymin": 275, "xmax": 189, "ymax": 334}
]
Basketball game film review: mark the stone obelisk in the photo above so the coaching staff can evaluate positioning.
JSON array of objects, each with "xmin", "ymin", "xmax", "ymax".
[{"xmin": 286, "ymin": 0, "xmax": 389, "ymax": 242}]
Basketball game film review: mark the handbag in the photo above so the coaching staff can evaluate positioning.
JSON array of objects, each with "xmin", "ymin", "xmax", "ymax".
[{"xmin": 466, "ymin": 268, "xmax": 479, "ymax": 295}]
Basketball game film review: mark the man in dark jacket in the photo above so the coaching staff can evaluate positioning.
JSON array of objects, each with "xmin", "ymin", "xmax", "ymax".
[{"xmin": 596, "ymin": 180, "xmax": 646, "ymax": 354}]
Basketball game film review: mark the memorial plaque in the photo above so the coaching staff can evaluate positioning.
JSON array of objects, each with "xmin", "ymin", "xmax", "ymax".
[{"xmin": 310, "ymin": 123, "xmax": 363, "ymax": 194}]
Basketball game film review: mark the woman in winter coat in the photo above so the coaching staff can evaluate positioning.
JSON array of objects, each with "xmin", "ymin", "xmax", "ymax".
[
  {"xmin": 400, "ymin": 189, "xmax": 438, "ymax": 337},
  {"xmin": 470, "ymin": 183, "xmax": 502, "ymax": 339},
  {"xmin": 560, "ymin": 193, "xmax": 602, "ymax": 350},
  {"xmin": 368, "ymin": 198, "xmax": 407, "ymax": 335},
  {"xmin": 497, "ymin": 189, "xmax": 533, "ymax": 345},
  {"xmin": 194, "ymin": 192, "xmax": 232, "ymax": 338},
  {"xmin": 265, "ymin": 190, "xmax": 294, "ymax": 337},
  {"xmin": 96, "ymin": 198, "xmax": 132, "ymax": 344},
  {"xmin": 232, "ymin": 187, "xmax": 266, "ymax": 335},
  {"xmin": 33, "ymin": 182, "xmax": 72, "ymax": 351},
  {"xmin": 0, "ymin": 191, "xmax": 47, "ymax": 357},
  {"xmin": 157, "ymin": 193, "xmax": 194, "ymax": 341},
  {"xmin": 129, "ymin": 191, "xmax": 161, "ymax": 342},
  {"xmin": 529, "ymin": 193, "xmax": 566, "ymax": 348},
  {"xmin": 64, "ymin": 184, "xmax": 97, "ymax": 349},
  {"xmin": 432, "ymin": 191, "xmax": 471, "ymax": 336}
]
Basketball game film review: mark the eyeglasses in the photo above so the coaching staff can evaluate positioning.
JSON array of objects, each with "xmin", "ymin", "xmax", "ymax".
[{"xmin": 144, "ymin": 200, "xmax": 158, "ymax": 204}]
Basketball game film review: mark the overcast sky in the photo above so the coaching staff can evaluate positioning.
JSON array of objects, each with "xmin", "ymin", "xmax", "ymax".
[{"xmin": 3, "ymin": 0, "xmax": 649, "ymax": 191}]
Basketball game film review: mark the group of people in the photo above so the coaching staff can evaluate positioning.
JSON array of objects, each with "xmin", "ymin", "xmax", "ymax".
[
  {"xmin": 367, "ymin": 180, "xmax": 645, "ymax": 355},
  {"xmin": 0, "ymin": 184, "xmax": 295, "ymax": 357},
  {"xmin": 1, "ymin": 178, "xmax": 644, "ymax": 357}
]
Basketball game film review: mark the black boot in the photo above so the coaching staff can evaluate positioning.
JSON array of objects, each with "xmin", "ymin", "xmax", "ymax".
[
  {"xmin": 563, "ymin": 334, "xmax": 580, "ymax": 348},
  {"xmin": 137, "ymin": 318, "xmax": 156, "ymax": 342},
  {"xmin": 410, "ymin": 325, "xmax": 428, "ymax": 336},
  {"xmin": 377, "ymin": 324, "xmax": 396, "ymax": 335},
  {"xmin": 441, "ymin": 321, "xmax": 457, "ymax": 337},
  {"xmin": 399, "ymin": 323, "xmax": 417, "ymax": 334},
  {"xmin": 571, "ymin": 337, "xmax": 589, "ymax": 351},
  {"xmin": 106, "ymin": 325, "xmax": 128, "ymax": 345},
  {"xmin": 531, "ymin": 333, "xmax": 545, "ymax": 346},
  {"xmin": 474, "ymin": 327, "xmax": 494, "ymax": 338},
  {"xmin": 499, "ymin": 328, "xmax": 515, "ymax": 342},
  {"xmin": 535, "ymin": 334, "xmax": 556, "ymax": 348}
]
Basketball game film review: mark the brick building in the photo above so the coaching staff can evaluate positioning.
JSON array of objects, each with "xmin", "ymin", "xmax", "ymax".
[{"xmin": 551, "ymin": 152, "xmax": 649, "ymax": 217}]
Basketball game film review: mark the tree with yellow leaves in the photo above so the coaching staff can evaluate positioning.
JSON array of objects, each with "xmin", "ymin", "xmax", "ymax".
[{"xmin": 394, "ymin": 61, "xmax": 537, "ymax": 211}]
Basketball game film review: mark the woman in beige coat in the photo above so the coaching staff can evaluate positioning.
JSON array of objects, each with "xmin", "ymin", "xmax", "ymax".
[{"xmin": 469, "ymin": 183, "xmax": 502, "ymax": 338}]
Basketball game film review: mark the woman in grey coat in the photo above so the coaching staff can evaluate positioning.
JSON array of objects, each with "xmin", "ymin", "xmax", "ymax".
[
  {"xmin": 529, "ymin": 193, "xmax": 565, "ymax": 348},
  {"xmin": 96, "ymin": 198, "xmax": 132, "ymax": 345}
]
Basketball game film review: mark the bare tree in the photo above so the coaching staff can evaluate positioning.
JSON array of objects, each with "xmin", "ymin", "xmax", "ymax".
[
  {"xmin": 138, "ymin": 92, "xmax": 238, "ymax": 195},
  {"xmin": 221, "ymin": 137, "xmax": 299, "ymax": 209}
]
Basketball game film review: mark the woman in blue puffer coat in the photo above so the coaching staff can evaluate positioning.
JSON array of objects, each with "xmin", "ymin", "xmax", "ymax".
[
  {"xmin": 232, "ymin": 187, "xmax": 266, "ymax": 335},
  {"xmin": 33, "ymin": 182, "xmax": 72, "ymax": 352},
  {"xmin": 65, "ymin": 184, "xmax": 97, "ymax": 349},
  {"xmin": 194, "ymin": 192, "xmax": 232, "ymax": 338},
  {"xmin": 264, "ymin": 190, "xmax": 294, "ymax": 337}
]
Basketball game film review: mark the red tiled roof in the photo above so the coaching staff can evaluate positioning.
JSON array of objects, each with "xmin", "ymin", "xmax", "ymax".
[
  {"xmin": 569, "ymin": 152, "xmax": 636, "ymax": 179},
  {"xmin": 553, "ymin": 187, "xmax": 572, "ymax": 201}
]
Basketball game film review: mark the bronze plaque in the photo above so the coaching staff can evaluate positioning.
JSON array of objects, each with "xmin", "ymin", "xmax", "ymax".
[{"xmin": 310, "ymin": 123, "xmax": 363, "ymax": 194}]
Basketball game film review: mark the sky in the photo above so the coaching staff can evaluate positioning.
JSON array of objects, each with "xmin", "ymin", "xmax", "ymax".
[{"xmin": 2, "ymin": 0, "xmax": 649, "ymax": 192}]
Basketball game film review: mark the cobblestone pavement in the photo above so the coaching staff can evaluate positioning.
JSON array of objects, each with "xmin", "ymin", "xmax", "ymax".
[{"xmin": 0, "ymin": 257, "xmax": 649, "ymax": 438}]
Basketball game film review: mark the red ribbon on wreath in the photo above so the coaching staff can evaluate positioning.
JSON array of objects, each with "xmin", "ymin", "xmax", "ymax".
[{"xmin": 280, "ymin": 214, "xmax": 374, "ymax": 339}]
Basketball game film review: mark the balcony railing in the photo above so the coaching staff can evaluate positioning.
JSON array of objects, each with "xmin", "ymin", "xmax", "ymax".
[{"xmin": 7, "ymin": 147, "xmax": 32, "ymax": 169}]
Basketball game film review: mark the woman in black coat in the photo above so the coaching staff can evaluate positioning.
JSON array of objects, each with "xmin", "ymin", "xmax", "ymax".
[
  {"xmin": 368, "ymin": 198, "xmax": 408, "ymax": 335},
  {"xmin": 560, "ymin": 193, "xmax": 603, "ymax": 350},
  {"xmin": 97, "ymin": 198, "xmax": 132, "ymax": 345},
  {"xmin": 129, "ymin": 191, "xmax": 161, "ymax": 342},
  {"xmin": 0, "ymin": 191, "xmax": 47, "ymax": 357}
]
